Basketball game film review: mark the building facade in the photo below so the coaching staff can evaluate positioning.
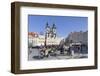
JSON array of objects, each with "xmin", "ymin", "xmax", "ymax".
[{"xmin": 28, "ymin": 23, "xmax": 63, "ymax": 47}]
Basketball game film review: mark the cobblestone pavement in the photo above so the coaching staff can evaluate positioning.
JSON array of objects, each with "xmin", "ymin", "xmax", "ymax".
[{"xmin": 28, "ymin": 48, "xmax": 88, "ymax": 61}]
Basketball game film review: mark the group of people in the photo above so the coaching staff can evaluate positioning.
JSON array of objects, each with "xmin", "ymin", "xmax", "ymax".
[
  {"xmin": 31, "ymin": 43, "xmax": 86, "ymax": 59},
  {"xmin": 39, "ymin": 44, "xmax": 71, "ymax": 58},
  {"xmin": 39, "ymin": 45, "xmax": 57, "ymax": 58}
]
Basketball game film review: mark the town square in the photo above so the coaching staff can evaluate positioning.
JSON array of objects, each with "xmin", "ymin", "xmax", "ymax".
[{"xmin": 28, "ymin": 15, "xmax": 88, "ymax": 60}]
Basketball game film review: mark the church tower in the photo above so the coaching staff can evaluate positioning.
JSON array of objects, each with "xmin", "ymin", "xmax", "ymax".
[
  {"xmin": 45, "ymin": 22, "xmax": 50, "ymax": 37},
  {"xmin": 52, "ymin": 23, "xmax": 57, "ymax": 38},
  {"xmin": 45, "ymin": 22, "xmax": 57, "ymax": 38}
]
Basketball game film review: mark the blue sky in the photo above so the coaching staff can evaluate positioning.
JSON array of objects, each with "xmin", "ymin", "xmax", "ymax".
[{"xmin": 28, "ymin": 15, "xmax": 88, "ymax": 37}]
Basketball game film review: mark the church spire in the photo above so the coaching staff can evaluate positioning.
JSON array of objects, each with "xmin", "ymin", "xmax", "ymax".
[{"xmin": 52, "ymin": 23, "xmax": 56, "ymax": 29}]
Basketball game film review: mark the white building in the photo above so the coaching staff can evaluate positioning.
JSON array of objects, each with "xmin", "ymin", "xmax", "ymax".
[{"xmin": 28, "ymin": 33, "xmax": 63, "ymax": 47}]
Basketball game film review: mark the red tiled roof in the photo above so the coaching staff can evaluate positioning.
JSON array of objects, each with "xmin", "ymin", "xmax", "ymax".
[{"xmin": 28, "ymin": 32, "xmax": 38, "ymax": 37}]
